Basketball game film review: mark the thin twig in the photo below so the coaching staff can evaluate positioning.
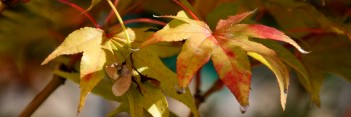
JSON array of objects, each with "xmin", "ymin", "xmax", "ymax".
[
  {"xmin": 195, "ymin": 70, "xmax": 201, "ymax": 94},
  {"xmin": 107, "ymin": 0, "xmax": 131, "ymax": 48},
  {"xmin": 19, "ymin": 51, "xmax": 79, "ymax": 117},
  {"xmin": 106, "ymin": 18, "xmax": 166, "ymax": 38},
  {"xmin": 57, "ymin": 0, "xmax": 100, "ymax": 28},
  {"xmin": 202, "ymin": 79, "xmax": 224, "ymax": 99},
  {"xmin": 123, "ymin": 18, "xmax": 167, "ymax": 26},
  {"xmin": 189, "ymin": 79, "xmax": 224, "ymax": 117},
  {"xmin": 172, "ymin": 0, "xmax": 200, "ymax": 20},
  {"xmin": 104, "ymin": 0, "xmax": 119, "ymax": 25},
  {"xmin": 120, "ymin": 0, "xmax": 145, "ymax": 16},
  {"xmin": 194, "ymin": 69, "xmax": 202, "ymax": 108}
]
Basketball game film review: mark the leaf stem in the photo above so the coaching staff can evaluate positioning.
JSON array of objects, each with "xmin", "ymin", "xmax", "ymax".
[
  {"xmin": 120, "ymin": 0, "xmax": 145, "ymax": 16},
  {"xmin": 57, "ymin": 0, "xmax": 100, "ymax": 28},
  {"xmin": 123, "ymin": 18, "xmax": 167, "ymax": 26},
  {"xmin": 193, "ymin": 68, "xmax": 202, "ymax": 109},
  {"xmin": 104, "ymin": 0, "xmax": 119, "ymax": 25},
  {"xmin": 107, "ymin": 0, "xmax": 131, "ymax": 48},
  {"xmin": 189, "ymin": 79, "xmax": 224, "ymax": 117},
  {"xmin": 202, "ymin": 79, "xmax": 224, "ymax": 99},
  {"xmin": 106, "ymin": 18, "xmax": 166, "ymax": 38},
  {"xmin": 195, "ymin": 69, "xmax": 201, "ymax": 95},
  {"xmin": 172, "ymin": 0, "xmax": 200, "ymax": 21}
]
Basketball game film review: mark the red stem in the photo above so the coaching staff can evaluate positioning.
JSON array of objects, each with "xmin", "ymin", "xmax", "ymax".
[
  {"xmin": 106, "ymin": 18, "xmax": 167, "ymax": 38},
  {"xmin": 172, "ymin": 0, "xmax": 199, "ymax": 21},
  {"xmin": 255, "ymin": 8, "xmax": 265, "ymax": 22},
  {"xmin": 104, "ymin": 0, "xmax": 119, "ymax": 25},
  {"xmin": 120, "ymin": 0, "xmax": 145, "ymax": 16},
  {"xmin": 57, "ymin": 0, "xmax": 100, "ymax": 28},
  {"xmin": 123, "ymin": 18, "xmax": 167, "ymax": 26}
]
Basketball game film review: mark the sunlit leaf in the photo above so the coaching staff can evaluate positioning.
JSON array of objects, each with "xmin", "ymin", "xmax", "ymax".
[
  {"xmin": 133, "ymin": 48, "xmax": 199, "ymax": 116},
  {"xmin": 206, "ymin": 2, "xmax": 241, "ymax": 29},
  {"xmin": 253, "ymin": 39, "xmax": 312, "ymax": 97},
  {"xmin": 108, "ymin": 81, "xmax": 170, "ymax": 117},
  {"xmin": 211, "ymin": 37, "xmax": 251, "ymax": 106},
  {"xmin": 141, "ymin": 11, "xmax": 210, "ymax": 48},
  {"xmin": 41, "ymin": 27, "xmax": 103, "ymax": 64},
  {"xmin": 142, "ymin": 10, "xmax": 307, "ymax": 110},
  {"xmin": 132, "ymin": 28, "xmax": 182, "ymax": 58},
  {"xmin": 53, "ymin": 70, "xmax": 128, "ymax": 102},
  {"xmin": 41, "ymin": 27, "xmax": 108, "ymax": 112}
]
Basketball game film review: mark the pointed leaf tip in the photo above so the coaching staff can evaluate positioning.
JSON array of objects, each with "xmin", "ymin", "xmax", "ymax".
[
  {"xmin": 216, "ymin": 10, "xmax": 256, "ymax": 30},
  {"xmin": 240, "ymin": 106, "xmax": 248, "ymax": 114},
  {"xmin": 41, "ymin": 27, "xmax": 103, "ymax": 65},
  {"xmin": 298, "ymin": 48, "xmax": 310, "ymax": 54},
  {"xmin": 153, "ymin": 14, "xmax": 160, "ymax": 18},
  {"xmin": 241, "ymin": 24, "xmax": 309, "ymax": 55}
]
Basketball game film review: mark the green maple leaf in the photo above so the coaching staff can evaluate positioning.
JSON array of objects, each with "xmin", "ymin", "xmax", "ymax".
[
  {"xmin": 141, "ymin": 10, "xmax": 308, "ymax": 110},
  {"xmin": 129, "ymin": 28, "xmax": 199, "ymax": 116},
  {"xmin": 41, "ymin": 27, "xmax": 120, "ymax": 113}
]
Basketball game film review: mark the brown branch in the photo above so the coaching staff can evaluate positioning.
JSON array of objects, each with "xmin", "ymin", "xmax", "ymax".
[
  {"xmin": 194, "ymin": 69, "xmax": 202, "ymax": 108},
  {"xmin": 202, "ymin": 79, "xmax": 224, "ymax": 100},
  {"xmin": 19, "ymin": 74, "xmax": 66, "ymax": 117},
  {"xmin": 189, "ymin": 79, "xmax": 224, "ymax": 117},
  {"xmin": 19, "ymin": 54, "xmax": 78, "ymax": 117}
]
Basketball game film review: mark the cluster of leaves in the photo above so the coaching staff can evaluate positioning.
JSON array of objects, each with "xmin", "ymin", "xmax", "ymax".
[
  {"xmin": 2, "ymin": 0, "xmax": 351, "ymax": 116},
  {"xmin": 40, "ymin": 0, "xmax": 312, "ymax": 116},
  {"xmin": 44, "ymin": 27, "xmax": 197, "ymax": 116}
]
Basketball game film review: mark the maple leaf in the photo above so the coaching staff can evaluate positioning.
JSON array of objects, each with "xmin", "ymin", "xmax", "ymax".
[
  {"xmin": 127, "ymin": 28, "xmax": 199, "ymax": 116},
  {"xmin": 299, "ymin": 35, "xmax": 351, "ymax": 107},
  {"xmin": 54, "ymin": 68, "xmax": 170, "ymax": 117},
  {"xmin": 41, "ymin": 27, "xmax": 120, "ymax": 113},
  {"xmin": 266, "ymin": 1, "xmax": 350, "ymax": 39},
  {"xmin": 43, "ymin": 27, "xmax": 186, "ymax": 116},
  {"xmin": 141, "ymin": 10, "xmax": 307, "ymax": 110}
]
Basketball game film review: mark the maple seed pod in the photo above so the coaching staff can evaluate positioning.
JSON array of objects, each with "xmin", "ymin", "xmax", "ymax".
[
  {"xmin": 112, "ymin": 65, "xmax": 132, "ymax": 97},
  {"xmin": 105, "ymin": 63, "xmax": 122, "ymax": 80}
]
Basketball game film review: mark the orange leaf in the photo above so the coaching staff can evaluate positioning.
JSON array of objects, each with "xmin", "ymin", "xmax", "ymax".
[
  {"xmin": 211, "ymin": 37, "xmax": 251, "ymax": 106},
  {"xmin": 141, "ymin": 10, "xmax": 307, "ymax": 110}
]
